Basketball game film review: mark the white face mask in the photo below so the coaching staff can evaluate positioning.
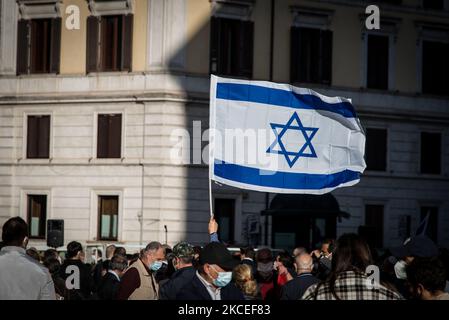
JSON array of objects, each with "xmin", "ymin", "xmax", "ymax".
[{"xmin": 394, "ymin": 260, "xmax": 407, "ymax": 280}]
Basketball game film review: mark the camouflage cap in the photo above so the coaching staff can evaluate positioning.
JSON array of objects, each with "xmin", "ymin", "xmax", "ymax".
[{"xmin": 173, "ymin": 242, "xmax": 194, "ymax": 258}]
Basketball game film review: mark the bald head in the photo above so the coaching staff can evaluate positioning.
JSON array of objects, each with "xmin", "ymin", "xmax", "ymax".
[
  {"xmin": 293, "ymin": 247, "xmax": 307, "ymax": 258},
  {"xmin": 295, "ymin": 253, "xmax": 313, "ymax": 274}
]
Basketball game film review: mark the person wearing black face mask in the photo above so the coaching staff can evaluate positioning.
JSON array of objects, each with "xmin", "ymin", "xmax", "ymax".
[{"xmin": 159, "ymin": 242, "xmax": 196, "ymax": 300}]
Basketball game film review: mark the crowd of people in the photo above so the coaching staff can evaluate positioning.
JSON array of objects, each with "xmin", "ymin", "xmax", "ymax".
[{"xmin": 0, "ymin": 215, "xmax": 448, "ymax": 300}]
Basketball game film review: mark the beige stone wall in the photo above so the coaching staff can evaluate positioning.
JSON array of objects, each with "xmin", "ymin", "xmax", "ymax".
[
  {"xmin": 182, "ymin": 0, "xmax": 449, "ymax": 94},
  {"xmin": 59, "ymin": 0, "xmax": 147, "ymax": 74},
  {"xmin": 185, "ymin": 0, "xmax": 211, "ymax": 75},
  {"xmin": 252, "ymin": 0, "xmax": 271, "ymax": 81},
  {"xmin": 132, "ymin": 0, "xmax": 148, "ymax": 72},
  {"xmin": 395, "ymin": 17, "xmax": 417, "ymax": 93},
  {"xmin": 59, "ymin": 0, "xmax": 89, "ymax": 75},
  {"xmin": 330, "ymin": 5, "xmax": 362, "ymax": 88}
]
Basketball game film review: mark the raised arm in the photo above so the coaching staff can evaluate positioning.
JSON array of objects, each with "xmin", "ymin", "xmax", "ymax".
[{"xmin": 208, "ymin": 215, "xmax": 219, "ymax": 243}]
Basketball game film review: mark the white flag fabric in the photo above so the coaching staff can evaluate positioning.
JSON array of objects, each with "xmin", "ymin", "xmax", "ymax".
[{"xmin": 209, "ymin": 75, "xmax": 366, "ymax": 194}]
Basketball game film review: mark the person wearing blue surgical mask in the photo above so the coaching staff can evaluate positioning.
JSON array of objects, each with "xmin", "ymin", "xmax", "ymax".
[
  {"xmin": 175, "ymin": 242, "xmax": 244, "ymax": 300},
  {"xmin": 116, "ymin": 241, "xmax": 165, "ymax": 300}
]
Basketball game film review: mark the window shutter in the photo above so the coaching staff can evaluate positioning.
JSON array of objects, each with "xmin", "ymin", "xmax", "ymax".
[
  {"xmin": 50, "ymin": 18, "xmax": 61, "ymax": 74},
  {"xmin": 210, "ymin": 17, "xmax": 220, "ymax": 74},
  {"xmin": 27, "ymin": 116, "xmax": 38, "ymax": 158},
  {"xmin": 97, "ymin": 114, "xmax": 109, "ymax": 158},
  {"xmin": 38, "ymin": 116, "xmax": 50, "ymax": 158},
  {"xmin": 17, "ymin": 20, "xmax": 30, "ymax": 75},
  {"xmin": 321, "ymin": 30, "xmax": 333, "ymax": 85},
  {"xmin": 290, "ymin": 26, "xmax": 300, "ymax": 83},
  {"xmin": 240, "ymin": 20, "xmax": 253, "ymax": 78},
  {"xmin": 108, "ymin": 115, "xmax": 122, "ymax": 158},
  {"xmin": 86, "ymin": 16, "xmax": 100, "ymax": 73},
  {"xmin": 121, "ymin": 14, "xmax": 133, "ymax": 71}
]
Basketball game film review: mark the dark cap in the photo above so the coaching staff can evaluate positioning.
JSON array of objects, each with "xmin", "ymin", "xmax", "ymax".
[
  {"xmin": 173, "ymin": 242, "xmax": 194, "ymax": 258},
  {"xmin": 199, "ymin": 242, "xmax": 238, "ymax": 271},
  {"xmin": 390, "ymin": 235, "xmax": 439, "ymax": 258}
]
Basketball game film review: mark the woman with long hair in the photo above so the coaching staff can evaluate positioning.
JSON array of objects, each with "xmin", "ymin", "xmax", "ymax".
[{"xmin": 302, "ymin": 233, "xmax": 403, "ymax": 300}]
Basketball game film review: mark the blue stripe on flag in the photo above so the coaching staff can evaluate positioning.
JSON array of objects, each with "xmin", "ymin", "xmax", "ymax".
[
  {"xmin": 216, "ymin": 82, "xmax": 356, "ymax": 118},
  {"xmin": 214, "ymin": 161, "xmax": 360, "ymax": 190}
]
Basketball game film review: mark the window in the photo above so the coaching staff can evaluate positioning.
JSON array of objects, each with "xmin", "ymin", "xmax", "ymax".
[
  {"xmin": 291, "ymin": 27, "xmax": 332, "ymax": 85},
  {"xmin": 16, "ymin": 18, "xmax": 61, "ymax": 75},
  {"xmin": 97, "ymin": 114, "xmax": 122, "ymax": 159},
  {"xmin": 86, "ymin": 15, "xmax": 133, "ymax": 73},
  {"xmin": 365, "ymin": 128, "xmax": 387, "ymax": 171},
  {"xmin": 98, "ymin": 196, "xmax": 119, "ymax": 240},
  {"xmin": 367, "ymin": 34, "xmax": 389, "ymax": 90},
  {"xmin": 364, "ymin": 204, "xmax": 384, "ymax": 248},
  {"xmin": 210, "ymin": 17, "xmax": 253, "ymax": 78},
  {"xmin": 27, "ymin": 115, "xmax": 50, "ymax": 159},
  {"xmin": 422, "ymin": 0, "xmax": 444, "ymax": 10},
  {"xmin": 27, "ymin": 195, "xmax": 47, "ymax": 239},
  {"xmin": 422, "ymin": 41, "xmax": 449, "ymax": 96},
  {"xmin": 420, "ymin": 207, "xmax": 438, "ymax": 243},
  {"xmin": 214, "ymin": 198, "xmax": 235, "ymax": 244},
  {"xmin": 420, "ymin": 132, "xmax": 441, "ymax": 174}
]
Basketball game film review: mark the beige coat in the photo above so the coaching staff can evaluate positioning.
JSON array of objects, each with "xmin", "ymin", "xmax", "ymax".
[{"xmin": 127, "ymin": 258, "xmax": 159, "ymax": 300}]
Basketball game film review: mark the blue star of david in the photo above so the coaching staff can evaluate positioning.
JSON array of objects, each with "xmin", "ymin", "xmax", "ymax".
[{"xmin": 266, "ymin": 112, "xmax": 319, "ymax": 168}]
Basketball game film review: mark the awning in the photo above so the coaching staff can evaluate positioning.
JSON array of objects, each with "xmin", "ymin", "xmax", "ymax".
[{"xmin": 261, "ymin": 193, "xmax": 350, "ymax": 219}]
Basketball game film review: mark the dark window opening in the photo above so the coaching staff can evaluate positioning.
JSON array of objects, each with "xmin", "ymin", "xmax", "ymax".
[
  {"xmin": 210, "ymin": 17, "xmax": 253, "ymax": 78},
  {"xmin": 214, "ymin": 198, "xmax": 236, "ymax": 244},
  {"xmin": 98, "ymin": 196, "xmax": 119, "ymax": 241},
  {"xmin": 86, "ymin": 15, "xmax": 133, "ymax": 73},
  {"xmin": 291, "ymin": 27, "xmax": 332, "ymax": 85},
  {"xmin": 97, "ymin": 114, "xmax": 122, "ymax": 159},
  {"xmin": 367, "ymin": 34, "xmax": 389, "ymax": 90},
  {"xmin": 16, "ymin": 18, "xmax": 61, "ymax": 75},
  {"xmin": 420, "ymin": 132, "xmax": 441, "ymax": 174},
  {"xmin": 422, "ymin": 40, "xmax": 449, "ymax": 96},
  {"xmin": 365, "ymin": 128, "xmax": 387, "ymax": 171},
  {"xmin": 27, "ymin": 115, "xmax": 50, "ymax": 159},
  {"xmin": 27, "ymin": 195, "xmax": 47, "ymax": 239}
]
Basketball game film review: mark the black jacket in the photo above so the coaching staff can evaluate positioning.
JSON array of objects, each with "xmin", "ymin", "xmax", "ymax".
[
  {"xmin": 176, "ymin": 272, "xmax": 244, "ymax": 300},
  {"xmin": 97, "ymin": 272, "xmax": 121, "ymax": 300},
  {"xmin": 60, "ymin": 259, "xmax": 93, "ymax": 300},
  {"xmin": 280, "ymin": 273, "xmax": 320, "ymax": 300},
  {"xmin": 159, "ymin": 266, "xmax": 196, "ymax": 300},
  {"xmin": 92, "ymin": 261, "xmax": 105, "ymax": 291}
]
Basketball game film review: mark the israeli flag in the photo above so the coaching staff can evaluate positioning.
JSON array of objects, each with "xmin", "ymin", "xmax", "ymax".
[{"xmin": 209, "ymin": 75, "xmax": 366, "ymax": 194}]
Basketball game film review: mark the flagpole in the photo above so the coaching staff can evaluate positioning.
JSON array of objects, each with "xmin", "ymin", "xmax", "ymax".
[{"xmin": 209, "ymin": 176, "xmax": 213, "ymax": 217}]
